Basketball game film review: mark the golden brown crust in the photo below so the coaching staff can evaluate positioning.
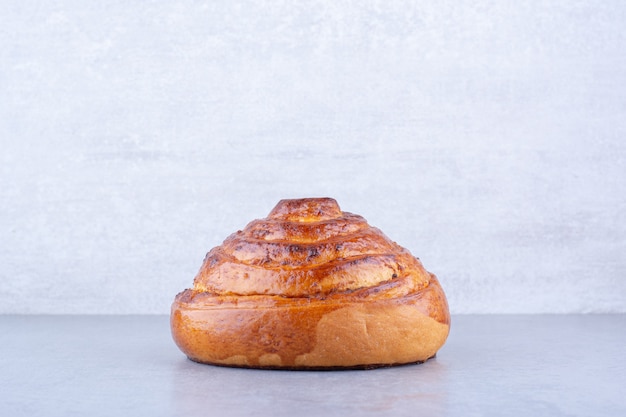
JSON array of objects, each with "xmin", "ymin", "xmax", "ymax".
[{"xmin": 171, "ymin": 198, "xmax": 450, "ymax": 369}]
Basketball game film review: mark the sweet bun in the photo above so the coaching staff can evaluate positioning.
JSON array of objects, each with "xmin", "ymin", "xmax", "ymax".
[{"xmin": 171, "ymin": 198, "xmax": 450, "ymax": 369}]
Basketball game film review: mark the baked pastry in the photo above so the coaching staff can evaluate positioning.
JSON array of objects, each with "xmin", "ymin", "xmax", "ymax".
[{"xmin": 171, "ymin": 198, "xmax": 450, "ymax": 369}]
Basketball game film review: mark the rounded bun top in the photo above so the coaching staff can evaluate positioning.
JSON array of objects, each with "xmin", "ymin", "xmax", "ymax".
[
  {"xmin": 191, "ymin": 198, "xmax": 437, "ymax": 306},
  {"xmin": 267, "ymin": 197, "xmax": 343, "ymax": 222}
]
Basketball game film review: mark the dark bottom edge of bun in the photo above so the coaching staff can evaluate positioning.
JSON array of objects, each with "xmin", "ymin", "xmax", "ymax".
[{"xmin": 185, "ymin": 354, "xmax": 436, "ymax": 371}]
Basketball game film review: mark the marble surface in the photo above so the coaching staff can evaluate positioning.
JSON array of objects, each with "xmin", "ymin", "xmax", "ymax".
[
  {"xmin": 1, "ymin": 314, "xmax": 624, "ymax": 416},
  {"xmin": 2, "ymin": 1, "xmax": 626, "ymax": 315}
]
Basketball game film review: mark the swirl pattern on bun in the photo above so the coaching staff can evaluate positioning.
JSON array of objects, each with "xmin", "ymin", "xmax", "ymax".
[{"xmin": 171, "ymin": 198, "xmax": 450, "ymax": 369}]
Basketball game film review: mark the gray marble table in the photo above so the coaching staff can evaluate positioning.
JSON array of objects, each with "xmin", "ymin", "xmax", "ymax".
[{"xmin": 1, "ymin": 315, "xmax": 624, "ymax": 416}]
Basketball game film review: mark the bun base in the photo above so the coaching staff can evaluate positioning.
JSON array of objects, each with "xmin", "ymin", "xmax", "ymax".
[{"xmin": 171, "ymin": 279, "xmax": 450, "ymax": 370}]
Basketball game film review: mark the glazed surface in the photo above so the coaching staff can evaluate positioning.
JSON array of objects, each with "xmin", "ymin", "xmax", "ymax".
[{"xmin": 171, "ymin": 198, "xmax": 450, "ymax": 368}]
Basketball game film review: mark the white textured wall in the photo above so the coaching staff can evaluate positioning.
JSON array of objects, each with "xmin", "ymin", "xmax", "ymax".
[{"xmin": 1, "ymin": 1, "xmax": 625, "ymax": 314}]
